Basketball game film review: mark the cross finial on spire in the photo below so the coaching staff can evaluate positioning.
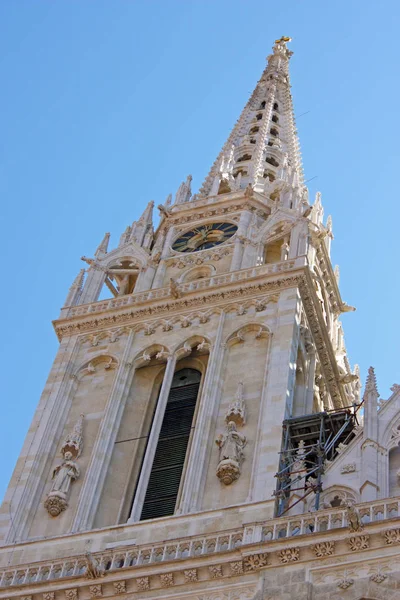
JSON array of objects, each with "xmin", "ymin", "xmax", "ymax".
[{"xmin": 275, "ymin": 35, "xmax": 292, "ymax": 44}]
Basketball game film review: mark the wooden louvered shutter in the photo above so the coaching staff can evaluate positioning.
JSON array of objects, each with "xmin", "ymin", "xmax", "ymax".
[{"xmin": 140, "ymin": 375, "xmax": 200, "ymax": 521}]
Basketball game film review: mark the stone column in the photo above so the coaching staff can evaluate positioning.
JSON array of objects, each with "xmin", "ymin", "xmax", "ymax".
[
  {"xmin": 152, "ymin": 226, "xmax": 175, "ymax": 289},
  {"xmin": 135, "ymin": 265, "xmax": 156, "ymax": 292},
  {"xmin": 178, "ymin": 312, "xmax": 226, "ymax": 513},
  {"xmin": 71, "ymin": 330, "xmax": 136, "ymax": 532},
  {"xmin": 360, "ymin": 367, "xmax": 379, "ymax": 502},
  {"xmin": 128, "ymin": 354, "xmax": 177, "ymax": 522}
]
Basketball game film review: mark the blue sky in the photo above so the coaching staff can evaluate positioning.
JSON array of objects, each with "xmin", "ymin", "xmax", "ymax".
[{"xmin": 1, "ymin": 0, "xmax": 399, "ymax": 501}]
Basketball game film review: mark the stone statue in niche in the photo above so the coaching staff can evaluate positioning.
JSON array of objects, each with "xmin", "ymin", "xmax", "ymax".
[
  {"xmin": 44, "ymin": 415, "xmax": 84, "ymax": 517},
  {"xmin": 215, "ymin": 421, "xmax": 247, "ymax": 485}
]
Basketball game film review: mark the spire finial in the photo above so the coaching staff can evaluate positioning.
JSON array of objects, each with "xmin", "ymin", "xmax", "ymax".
[{"xmin": 274, "ymin": 35, "xmax": 292, "ymax": 44}]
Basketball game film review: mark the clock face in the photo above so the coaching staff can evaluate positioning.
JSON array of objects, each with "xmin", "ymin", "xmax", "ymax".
[{"xmin": 172, "ymin": 222, "xmax": 238, "ymax": 253}]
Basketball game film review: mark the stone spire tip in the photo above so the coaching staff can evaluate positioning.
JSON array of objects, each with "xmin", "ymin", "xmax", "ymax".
[{"xmin": 364, "ymin": 366, "xmax": 379, "ymax": 398}]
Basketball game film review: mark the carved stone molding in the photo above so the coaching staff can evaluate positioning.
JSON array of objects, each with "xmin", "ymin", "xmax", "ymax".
[
  {"xmin": 313, "ymin": 541, "xmax": 335, "ymax": 557},
  {"xmin": 341, "ymin": 463, "xmax": 356, "ymax": 474},
  {"xmin": 278, "ymin": 547, "xmax": 299, "ymax": 563},
  {"xmin": 348, "ymin": 535, "xmax": 369, "ymax": 551}
]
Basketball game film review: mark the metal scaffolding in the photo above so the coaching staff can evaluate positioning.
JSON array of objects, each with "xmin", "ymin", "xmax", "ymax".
[{"xmin": 274, "ymin": 404, "xmax": 361, "ymax": 516}]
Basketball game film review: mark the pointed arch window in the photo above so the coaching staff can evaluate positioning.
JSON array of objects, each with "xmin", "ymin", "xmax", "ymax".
[
  {"xmin": 259, "ymin": 100, "xmax": 266, "ymax": 109},
  {"xmin": 139, "ymin": 368, "xmax": 201, "ymax": 520},
  {"xmin": 273, "ymin": 102, "xmax": 279, "ymax": 111}
]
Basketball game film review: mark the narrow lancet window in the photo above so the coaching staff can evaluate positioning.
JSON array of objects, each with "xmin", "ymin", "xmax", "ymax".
[{"xmin": 140, "ymin": 368, "xmax": 201, "ymax": 520}]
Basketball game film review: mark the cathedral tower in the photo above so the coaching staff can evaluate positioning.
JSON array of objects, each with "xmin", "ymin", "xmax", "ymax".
[{"xmin": 2, "ymin": 37, "xmax": 400, "ymax": 600}]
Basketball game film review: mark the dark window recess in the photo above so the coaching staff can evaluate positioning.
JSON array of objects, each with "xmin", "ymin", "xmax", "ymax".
[{"xmin": 140, "ymin": 371, "xmax": 200, "ymax": 520}]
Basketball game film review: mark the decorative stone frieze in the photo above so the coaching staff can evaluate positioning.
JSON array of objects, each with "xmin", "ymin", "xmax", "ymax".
[
  {"xmin": 184, "ymin": 569, "xmax": 198, "ymax": 582},
  {"xmin": 65, "ymin": 590, "xmax": 78, "ymax": 600},
  {"xmin": 278, "ymin": 547, "xmax": 300, "ymax": 563},
  {"xmin": 136, "ymin": 577, "xmax": 150, "ymax": 591},
  {"xmin": 384, "ymin": 528, "xmax": 400, "ymax": 545},
  {"xmin": 243, "ymin": 552, "xmax": 269, "ymax": 571},
  {"xmin": 348, "ymin": 535, "xmax": 369, "ymax": 551},
  {"xmin": 43, "ymin": 593, "xmax": 54, "ymax": 600},
  {"xmin": 230, "ymin": 561, "xmax": 244, "ymax": 575},
  {"xmin": 312, "ymin": 541, "xmax": 335, "ymax": 557},
  {"xmin": 113, "ymin": 581, "xmax": 126, "ymax": 594},
  {"xmin": 160, "ymin": 572, "xmax": 174, "ymax": 588},
  {"xmin": 209, "ymin": 565, "xmax": 223, "ymax": 579}
]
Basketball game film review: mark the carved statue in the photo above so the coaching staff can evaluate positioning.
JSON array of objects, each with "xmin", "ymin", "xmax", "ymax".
[
  {"xmin": 346, "ymin": 502, "xmax": 363, "ymax": 532},
  {"xmin": 84, "ymin": 552, "xmax": 104, "ymax": 580},
  {"xmin": 225, "ymin": 382, "xmax": 246, "ymax": 426},
  {"xmin": 44, "ymin": 416, "xmax": 84, "ymax": 517},
  {"xmin": 50, "ymin": 452, "xmax": 80, "ymax": 496},
  {"xmin": 216, "ymin": 421, "xmax": 247, "ymax": 485}
]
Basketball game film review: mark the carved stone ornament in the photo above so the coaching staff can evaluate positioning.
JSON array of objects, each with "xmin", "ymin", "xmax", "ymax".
[
  {"xmin": 160, "ymin": 572, "xmax": 174, "ymax": 588},
  {"xmin": 136, "ymin": 577, "xmax": 150, "ymax": 591},
  {"xmin": 225, "ymin": 381, "xmax": 246, "ymax": 426},
  {"xmin": 209, "ymin": 564, "xmax": 223, "ymax": 579},
  {"xmin": 43, "ymin": 593, "xmax": 55, "ymax": 600},
  {"xmin": 230, "ymin": 560, "xmax": 244, "ymax": 575},
  {"xmin": 346, "ymin": 502, "xmax": 363, "ymax": 532},
  {"xmin": 113, "ymin": 581, "xmax": 126, "ymax": 594},
  {"xmin": 243, "ymin": 552, "xmax": 269, "ymax": 571},
  {"xmin": 44, "ymin": 416, "xmax": 84, "ymax": 517},
  {"xmin": 384, "ymin": 528, "xmax": 400, "ymax": 545},
  {"xmin": 337, "ymin": 576, "xmax": 354, "ymax": 590},
  {"xmin": 216, "ymin": 421, "xmax": 246, "ymax": 485},
  {"xmin": 313, "ymin": 541, "xmax": 335, "ymax": 557},
  {"xmin": 348, "ymin": 535, "xmax": 369, "ymax": 551},
  {"xmin": 184, "ymin": 569, "xmax": 198, "ymax": 582},
  {"xmin": 65, "ymin": 590, "xmax": 78, "ymax": 600},
  {"xmin": 370, "ymin": 569, "xmax": 387, "ymax": 583},
  {"xmin": 89, "ymin": 584, "xmax": 102, "ymax": 598},
  {"xmin": 278, "ymin": 547, "xmax": 300, "ymax": 563}
]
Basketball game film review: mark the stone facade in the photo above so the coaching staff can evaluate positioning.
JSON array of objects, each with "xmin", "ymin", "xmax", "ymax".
[{"xmin": 1, "ymin": 36, "xmax": 400, "ymax": 599}]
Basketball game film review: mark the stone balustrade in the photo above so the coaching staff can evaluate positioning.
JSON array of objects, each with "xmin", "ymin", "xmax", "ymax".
[
  {"xmin": 1, "ymin": 496, "xmax": 399, "ymax": 589},
  {"xmin": 66, "ymin": 258, "xmax": 304, "ymax": 319}
]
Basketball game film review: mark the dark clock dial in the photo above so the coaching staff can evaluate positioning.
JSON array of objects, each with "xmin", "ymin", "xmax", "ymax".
[{"xmin": 172, "ymin": 222, "xmax": 238, "ymax": 253}]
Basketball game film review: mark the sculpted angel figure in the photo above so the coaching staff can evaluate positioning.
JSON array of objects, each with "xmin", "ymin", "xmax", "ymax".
[
  {"xmin": 50, "ymin": 451, "xmax": 80, "ymax": 497},
  {"xmin": 216, "ymin": 421, "xmax": 247, "ymax": 464}
]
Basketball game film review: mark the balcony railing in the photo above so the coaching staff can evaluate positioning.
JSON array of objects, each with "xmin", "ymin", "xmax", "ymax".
[
  {"xmin": 65, "ymin": 258, "xmax": 304, "ymax": 319},
  {"xmin": 1, "ymin": 496, "xmax": 399, "ymax": 588}
]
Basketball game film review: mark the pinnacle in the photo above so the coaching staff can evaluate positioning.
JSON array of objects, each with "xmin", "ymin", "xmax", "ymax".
[{"xmin": 364, "ymin": 366, "xmax": 379, "ymax": 398}]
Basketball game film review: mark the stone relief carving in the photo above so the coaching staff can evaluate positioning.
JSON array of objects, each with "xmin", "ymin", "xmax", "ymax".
[
  {"xmin": 243, "ymin": 553, "xmax": 269, "ymax": 571},
  {"xmin": 160, "ymin": 572, "xmax": 174, "ymax": 588},
  {"xmin": 383, "ymin": 528, "xmax": 400, "ymax": 545},
  {"xmin": 209, "ymin": 564, "xmax": 223, "ymax": 579},
  {"xmin": 216, "ymin": 422, "xmax": 247, "ymax": 485},
  {"xmin": 341, "ymin": 463, "xmax": 356, "ymax": 474},
  {"xmin": 65, "ymin": 590, "xmax": 78, "ymax": 600},
  {"xmin": 89, "ymin": 585, "xmax": 102, "ymax": 598},
  {"xmin": 184, "ymin": 569, "xmax": 198, "ymax": 582},
  {"xmin": 313, "ymin": 541, "xmax": 335, "ymax": 557},
  {"xmin": 44, "ymin": 415, "xmax": 84, "ymax": 517},
  {"xmin": 225, "ymin": 381, "xmax": 246, "ymax": 427},
  {"xmin": 337, "ymin": 575, "xmax": 354, "ymax": 590},
  {"xmin": 370, "ymin": 569, "xmax": 387, "ymax": 583},
  {"xmin": 348, "ymin": 535, "xmax": 369, "ymax": 551},
  {"xmin": 113, "ymin": 582, "xmax": 126, "ymax": 594},
  {"xmin": 135, "ymin": 577, "xmax": 150, "ymax": 591},
  {"xmin": 278, "ymin": 547, "xmax": 299, "ymax": 563},
  {"xmin": 230, "ymin": 561, "xmax": 244, "ymax": 575}
]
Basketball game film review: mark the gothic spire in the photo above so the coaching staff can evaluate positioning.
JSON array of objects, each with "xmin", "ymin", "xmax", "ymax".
[
  {"xmin": 199, "ymin": 37, "xmax": 304, "ymax": 204},
  {"xmin": 63, "ymin": 268, "xmax": 85, "ymax": 308}
]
